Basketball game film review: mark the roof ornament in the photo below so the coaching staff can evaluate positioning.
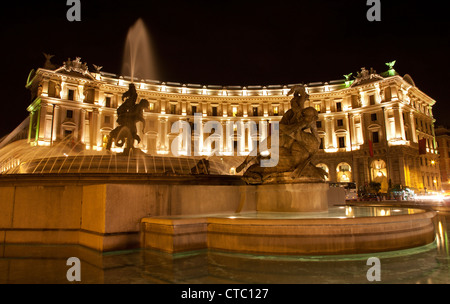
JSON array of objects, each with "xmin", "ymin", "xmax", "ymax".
[
  {"xmin": 344, "ymin": 73, "xmax": 353, "ymax": 87},
  {"xmin": 385, "ymin": 60, "xmax": 396, "ymax": 70},
  {"xmin": 63, "ymin": 57, "xmax": 89, "ymax": 75},
  {"xmin": 351, "ymin": 67, "xmax": 383, "ymax": 87},
  {"xmin": 93, "ymin": 64, "xmax": 103, "ymax": 73},
  {"xmin": 43, "ymin": 53, "xmax": 57, "ymax": 70},
  {"xmin": 385, "ymin": 60, "xmax": 397, "ymax": 76}
]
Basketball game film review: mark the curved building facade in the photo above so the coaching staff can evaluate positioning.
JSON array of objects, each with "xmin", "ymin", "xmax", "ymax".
[{"xmin": 25, "ymin": 58, "xmax": 441, "ymax": 193}]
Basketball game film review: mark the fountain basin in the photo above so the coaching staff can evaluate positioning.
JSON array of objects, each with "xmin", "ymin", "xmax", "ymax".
[{"xmin": 141, "ymin": 207, "xmax": 437, "ymax": 255}]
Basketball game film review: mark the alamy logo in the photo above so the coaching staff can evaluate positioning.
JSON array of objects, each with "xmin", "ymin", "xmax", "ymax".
[
  {"xmin": 366, "ymin": 257, "xmax": 381, "ymax": 281},
  {"xmin": 67, "ymin": 0, "xmax": 81, "ymax": 22},
  {"xmin": 366, "ymin": 0, "xmax": 381, "ymax": 22},
  {"xmin": 171, "ymin": 114, "xmax": 279, "ymax": 168},
  {"xmin": 66, "ymin": 257, "xmax": 81, "ymax": 282}
]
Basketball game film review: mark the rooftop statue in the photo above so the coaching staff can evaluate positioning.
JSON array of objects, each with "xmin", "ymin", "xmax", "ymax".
[
  {"xmin": 62, "ymin": 57, "xmax": 90, "ymax": 75},
  {"xmin": 351, "ymin": 67, "xmax": 384, "ymax": 87},
  {"xmin": 43, "ymin": 53, "xmax": 57, "ymax": 70},
  {"xmin": 236, "ymin": 85, "xmax": 327, "ymax": 184},
  {"xmin": 385, "ymin": 60, "xmax": 396, "ymax": 70},
  {"xmin": 106, "ymin": 83, "xmax": 149, "ymax": 155},
  {"xmin": 92, "ymin": 64, "xmax": 103, "ymax": 73}
]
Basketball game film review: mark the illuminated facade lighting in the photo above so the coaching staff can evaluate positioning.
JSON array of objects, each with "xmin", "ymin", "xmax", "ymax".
[{"xmin": 22, "ymin": 60, "xmax": 440, "ymax": 192}]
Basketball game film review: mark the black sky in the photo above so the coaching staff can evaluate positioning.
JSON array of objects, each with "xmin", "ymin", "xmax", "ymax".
[{"xmin": 0, "ymin": 0, "xmax": 449, "ymax": 137}]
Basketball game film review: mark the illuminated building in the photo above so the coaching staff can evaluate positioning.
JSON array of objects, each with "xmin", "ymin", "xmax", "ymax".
[
  {"xmin": 24, "ymin": 58, "xmax": 440, "ymax": 192},
  {"xmin": 435, "ymin": 125, "xmax": 450, "ymax": 193}
]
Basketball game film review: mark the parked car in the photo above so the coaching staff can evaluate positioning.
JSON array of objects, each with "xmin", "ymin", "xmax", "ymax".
[{"xmin": 345, "ymin": 191, "xmax": 358, "ymax": 201}]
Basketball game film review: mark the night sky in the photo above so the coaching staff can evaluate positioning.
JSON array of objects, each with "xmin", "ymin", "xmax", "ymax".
[{"xmin": 0, "ymin": 0, "xmax": 448, "ymax": 138}]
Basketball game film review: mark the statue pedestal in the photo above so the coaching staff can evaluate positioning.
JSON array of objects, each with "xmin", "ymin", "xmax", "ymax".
[{"xmin": 256, "ymin": 182, "xmax": 328, "ymax": 212}]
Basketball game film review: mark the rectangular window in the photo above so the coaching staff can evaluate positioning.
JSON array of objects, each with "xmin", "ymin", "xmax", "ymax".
[
  {"xmin": 253, "ymin": 107, "xmax": 259, "ymax": 116},
  {"xmin": 273, "ymin": 106, "xmax": 279, "ymax": 116},
  {"xmin": 66, "ymin": 110, "xmax": 73, "ymax": 118},
  {"xmin": 104, "ymin": 116, "xmax": 111, "ymax": 124},
  {"xmin": 371, "ymin": 113, "xmax": 377, "ymax": 121},
  {"xmin": 105, "ymin": 96, "xmax": 111, "ymax": 108},
  {"xmin": 338, "ymin": 137, "xmax": 346, "ymax": 148},
  {"xmin": 212, "ymin": 107, "xmax": 218, "ymax": 116},
  {"xmin": 191, "ymin": 105, "xmax": 197, "ymax": 114},
  {"xmin": 171, "ymin": 104, "xmax": 177, "ymax": 114},
  {"xmin": 64, "ymin": 129, "xmax": 73, "ymax": 137},
  {"xmin": 232, "ymin": 106, "xmax": 237, "ymax": 117},
  {"xmin": 372, "ymin": 131, "xmax": 379, "ymax": 143},
  {"xmin": 316, "ymin": 121, "xmax": 322, "ymax": 129},
  {"xmin": 319, "ymin": 137, "xmax": 324, "ymax": 149},
  {"xmin": 68, "ymin": 89, "xmax": 75, "ymax": 101},
  {"xmin": 149, "ymin": 103, "xmax": 154, "ymax": 111},
  {"xmin": 314, "ymin": 104, "xmax": 321, "ymax": 113},
  {"xmin": 369, "ymin": 95, "xmax": 376, "ymax": 105},
  {"xmin": 336, "ymin": 102, "xmax": 342, "ymax": 112},
  {"xmin": 337, "ymin": 119, "xmax": 343, "ymax": 127}
]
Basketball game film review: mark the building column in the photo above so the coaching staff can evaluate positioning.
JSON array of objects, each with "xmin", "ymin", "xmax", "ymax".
[
  {"xmin": 38, "ymin": 103, "xmax": 48, "ymax": 143},
  {"xmin": 27, "ymin": 112, "xmax": 33, "ymax": 143},
  {"xmin": 222, "ymin": 120, "xmax": 229, "ymax": 155},
  {"xmin": 94, "ymin": 88, "xmax": 100, "ymax": 104},
  {"xmin": 79, "ymin": 109, "xmax": 86, "ymax": 143},
  {"xmin": 374, "ymin": 83, "xmax": 382, "ymax": 103},
  {"xmin": 222, "ymin": 102, "xmax": 228, "ymax": 117},
  {"xmin": 352, "ymin": 156, "xmax": 359, "ymax": 185},
  {"xmin": 382, "ymin": 107, "xmax": 392, "ymax": 142},
  {"xmin": 158, "ymin": 117, "xmax": 168, "ymax": 152},
  {"xmin": 242, "ymin": 102, "xmax": 248, "ymax": 117},
  {"xmin": 78, "ymin": 84, "xmax": 85, "ymax": 102},
  {"xmin": 345, "ymin": 114, "xmax": 352, "ymax": 150},
  {"xmin": 202, "ymin": 101, "xmax": 207, "ymax": 117},
  {"xmin": 347, "ymin": 114, "xmax": 354, "ymax": 147},
  {"xmin": 52, "ymin": 105, "xmax": 60, "ymax": 142},
  {"xmin": 91, "ymin": 108, "xmax": 99, "ymax": 149},
  {"xmin": 356, "ymin": 114, "xmax": 364, "ymax": 146},
  {"xmin": 181, "ymin": 100, "xmax": 187, "ymax": 116},
  {"xmin": 393, "ymin": 106, "xmax": 405, "ymax": 140},
  {"xmin": 325, "ymin": 117, "xmax": 334, "ymax": 149},
  {"xmin": 398, "ymin": 156, "xmax": 406, "ymax": 186},
  {"xmin": 41, "ymin": 78, "xmax": 49, "ymax": 97},
  {"xmin": 410, "ymin": 111, "xmax": 417, "ymax": 143},
  {"xmin": 363, "ymin": 157, "xmax": 370, "ymax": 184}
]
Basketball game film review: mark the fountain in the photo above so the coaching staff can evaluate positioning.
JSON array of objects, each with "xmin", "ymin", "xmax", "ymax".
[
  {"xmin": 0, "ymin": 19, "xmax": 437, "ymax": 257},
  {"xmin": 121, "ymin": 18, "xmax": 157, "ymax": 83},
  {"xmin": 140, "ymin": 85, "xmax": 436, "ymax": 255}
]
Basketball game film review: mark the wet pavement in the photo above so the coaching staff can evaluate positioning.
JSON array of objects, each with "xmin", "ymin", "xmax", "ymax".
[{"xmin": 1, "ymin": 204, "xmax": 449, "ymax": 284}]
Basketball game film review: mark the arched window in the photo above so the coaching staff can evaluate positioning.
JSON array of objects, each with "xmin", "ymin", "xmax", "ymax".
[
  {"xmin": 371, "ymin": 159, "xmax": 388, "ymax": 193},
  {"xmin": 336, "ymin": 162, "xmax": 351, "ymax": 182}
]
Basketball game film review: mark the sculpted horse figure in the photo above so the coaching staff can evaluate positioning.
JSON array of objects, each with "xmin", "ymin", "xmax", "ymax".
[{"xmin": 106, "ymin": 98, "xmax": 149, "ymax": 155}]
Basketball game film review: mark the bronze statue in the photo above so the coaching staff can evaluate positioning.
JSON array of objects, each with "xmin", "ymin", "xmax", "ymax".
[
  {"xmin": 106, "ymin": 83, "xmax": 149, "ymax": 155},
  {"xmin": 236, "ymin": 85, "xmax": 327, "ymax": 184},
  {"xmin": 43, "ymin": 53, "xmax": 57, "ymax": 70}
]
